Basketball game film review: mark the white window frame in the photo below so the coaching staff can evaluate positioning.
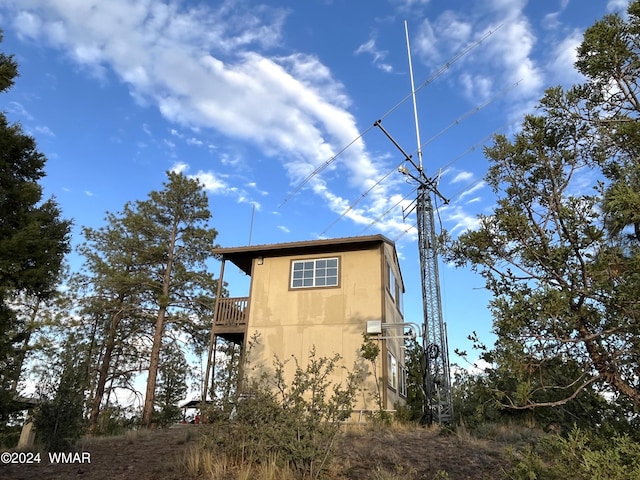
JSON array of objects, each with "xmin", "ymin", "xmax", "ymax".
[
  {"xmin": 399, "ymin": 365, "xmax": 407, "ymax": 397},
  {"xmin": 290, "ymin": 257, "xmax": 339, "ymax": 289},
  {"xmin": 387, "ymin": 261, "xmax": 404, "ymax": 315},
  {"xmin": 387, "ymin": 352, "xmax": 397, "ymax": 389}
]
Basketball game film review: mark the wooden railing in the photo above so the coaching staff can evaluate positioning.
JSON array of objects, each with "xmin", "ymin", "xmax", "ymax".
[{"xmin": 214, "ymin": 297, "xmax": 249, "ymax": 327}]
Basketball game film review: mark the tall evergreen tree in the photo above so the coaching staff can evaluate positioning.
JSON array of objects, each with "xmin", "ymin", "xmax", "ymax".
[
  {"xmin": 445, "ymin": 2, "xmax": 640, "ymax": 415},
  {"xmin": 154, "ymin": 340, "xmax": 188, "ymax": 426},
  {"xmin": 78, "ymin": 171, "xmax": 218, "ymax": 428},
  {"xmin": 0, "ymin": 32, "xmax": 71, "ymax": 424}
]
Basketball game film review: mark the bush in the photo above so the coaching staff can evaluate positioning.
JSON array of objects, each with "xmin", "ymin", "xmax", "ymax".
[
  {"xmin": 506, "ymin": 426, "xmax": 640, "ymax": 480},
  {"xmin": 202, "ymin": 348, "xmax": 363, "ymax": 479}
]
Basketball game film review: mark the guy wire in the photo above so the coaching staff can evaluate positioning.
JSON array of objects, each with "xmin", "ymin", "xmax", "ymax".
[{"xmin": 278, "ymin": 24, "xmax": 503, "ymax": 208}]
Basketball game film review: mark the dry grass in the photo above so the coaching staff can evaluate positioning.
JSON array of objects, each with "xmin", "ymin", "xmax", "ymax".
[
  {"xmin": 178, "ymin": 444, "xmax": 298, "ymax": 480},
  {"xmin": 335, "ymin": 422, "xmax": 511, "ymax": 479},
  {"xmin": 1, "ymin": 423, "xmax": 519, "ymax": 480}
]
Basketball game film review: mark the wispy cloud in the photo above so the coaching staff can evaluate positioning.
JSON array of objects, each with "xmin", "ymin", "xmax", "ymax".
[
  {"xmin": 547, "ymin": 29, "xmax": 585, "ymax": 86},
  {"xmin": 450, "ymin": 170, "xmax": 474, "ymax": 184},
  {"xmin": 172, "ymin": 161, "xmax": 264, "ymax": 210},
  {"xmin": 458, "ymin": 181, "xmax": 486, "ymax": 201},
  {"xmin": 5, "ymin": 0, "xmax": 547, "ymax": 241},
  {"xmin": 607, "ymin": 0, "xmax": 630, "ymax": 12},
  {"xmin": 355, "ymin": 37, "xmax": 393, "ymax": 73},
  {"xmin": 6, "ymin": 101, "xmax": 34, "ymax": 120},
  {"xmin": 412, "ymin": 1, "xmax": 543, "ymax": 117},
  {"xmin": 34, "ymin": 125, "xmax": 54, "ymax": 136}
]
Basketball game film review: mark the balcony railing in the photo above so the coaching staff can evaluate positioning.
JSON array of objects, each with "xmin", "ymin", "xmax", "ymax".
[{"xmin": 214, "ymin": 297, "xmax": 249, "ymax": 327}]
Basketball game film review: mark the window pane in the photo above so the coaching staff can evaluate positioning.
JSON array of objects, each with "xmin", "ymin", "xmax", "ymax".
[{"xmin": 291, "ymin": 257, "xmax": 339, "ymax": 289}]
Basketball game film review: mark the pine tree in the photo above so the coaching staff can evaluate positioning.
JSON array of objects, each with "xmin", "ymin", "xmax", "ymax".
[
  {"xmin": 77, "ymin": 171, "xmax": 218, "ymax": 428},
  {"xmin": 0, "ymin": 31, "xmax": 71, "ymax": 426},
  {"xmin": 445, "ymin": 2, "xmax": 640, "ymax": 415}
]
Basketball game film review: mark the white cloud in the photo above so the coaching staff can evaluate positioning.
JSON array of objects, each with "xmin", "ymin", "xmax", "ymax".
[
  {"xmin": 414, "ymin": 19, "xmax": 439, "ymax": 64},
  {"xmin": 435, "ymin": 10, "xmax": 472, "ymax": 50},
  {"xmin": 547, "ymin": 29, "xmax": 585, "ymax": 85},
  {"xmin": 192, "ymin": 170, "xmax": 229, "ymax": 194},
  {"xmin": 607, "ymin": 0, "xmax": 630, "ymax": 12},
  {"xmin": 440, "ymin": 204, "xmax": 482, "ymax": 234},
  {"xmin": 458, "ymin": 181, "xmax": 486, "ymax": 201},
  {"xmin": 14, "ymin": 10, "xmax": 42, "ymax": 39},
  {"xmin": 34, "ymin": 125, "xmax": 55, "ymax": 136},
  {"xmin": 412, "ymin": 1, "xmax": 543, "ymax": 118},
  {"xmin": 450, "ymin": 171, "xmax": 473, "ymax": 184},
  {"xmin": 277, "ymin": 225, "xmax": 290, "ymax": 233},
  {"xmin": 489, "ymin": 19, "xmax": 543, "ymax": 99},
  {"xmin": 459, "ymin": 73, "xmax": 493, "ymax": 103},
  {"xmin": 355, "ymin": 36, "xmax": 393, "ymax": 73},
  {"xmin": 174, "ymin": 161, "xmax": 265, "ymax": 210},
  {"xmin": 170, "ymin": 161, "xmax": 189, "ymax": 174},
  {"xmin": 5, "ymin": 0, "xmax": 457, "ymax": 239},
  {"xmin": 6, "ymin": 101, "xmax": 34, "ymax": 120}
]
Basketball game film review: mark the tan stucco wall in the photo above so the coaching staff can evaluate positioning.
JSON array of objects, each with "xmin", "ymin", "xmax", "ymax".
[
  {"xmin": 382, "ymin": 242, "xmax": 406, "ymax": 408},
  {"xmin": 242, "ymin": 242, "xmax": 406, "ymax": 413}
]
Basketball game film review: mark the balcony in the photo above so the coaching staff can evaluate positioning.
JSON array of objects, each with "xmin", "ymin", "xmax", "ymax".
[{"xmin": 213, "ymin": 297, "xmax": 249, "ymax": 342}]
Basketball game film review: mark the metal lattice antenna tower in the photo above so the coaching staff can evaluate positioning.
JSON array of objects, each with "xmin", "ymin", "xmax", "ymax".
[
  {"xmin": 416, "ymin": 185, "xmax": 453, "ymax": 425},
  {"xmin": 372, "ymin": 21, "xmax": 453, "ymax": 425},
  {"xmin": 375, "ymin": 120, "xmax": 453, "ymax": 425}
]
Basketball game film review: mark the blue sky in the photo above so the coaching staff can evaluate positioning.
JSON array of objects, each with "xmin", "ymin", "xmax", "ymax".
[{"xmin": 0, "ymin": 0, "xmax": 630, "ymax": 373}]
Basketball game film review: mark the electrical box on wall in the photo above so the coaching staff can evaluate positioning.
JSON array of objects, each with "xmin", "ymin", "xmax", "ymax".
[{"xmin": 366, "ymin": 320, "xmax": 382, "ymax": 335}]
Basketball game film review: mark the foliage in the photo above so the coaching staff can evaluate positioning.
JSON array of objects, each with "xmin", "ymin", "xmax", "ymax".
[
  {"xmin": 33, "ymin": 335, "xmax": 89, "ymax": 450},
  {"xmin": 0, "ymin": 31, "xmax": 71, "ymax": 437},
  {"xmin": 75, "ymin": 170, "xmax": 219, "ymax": 428},
  {"xmin": 402, "ymin": 338, "xmax": 428, "ymax": 423},
  {"xmin": 203, "ymin": 348, "xmax": 363, "ymax": 479},
  {"xmin": 204, "ymin": 337, "xmax": 243, "ymax": 418},
  {"xmin": 359, "ymin": 333, "xmax": 387, "ymax": 420},
  {"xmin": 506, "ymin": 427, "xmax": 640, "ymax": 480},
  {"xmin": 153, "ymin": 340, "xmax": 189, "ymax": 426},
  {"xmin": 444, "ymin": 1, "xmax": 640, "ymax": 419}
]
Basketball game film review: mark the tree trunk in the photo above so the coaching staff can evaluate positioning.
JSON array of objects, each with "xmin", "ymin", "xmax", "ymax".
[
  {"xmin": 141, "ymin": 220, "xmax": 178, "ymax": 427},
  {"xmin": 88, "ymin": 309, "xmax": 123, "ymax": 433},
  {"xmin": 142, "ymin": 307, "xmax": 167, "ymax": 427}
]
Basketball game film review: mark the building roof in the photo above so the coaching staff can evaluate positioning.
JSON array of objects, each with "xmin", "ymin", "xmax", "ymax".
[{"xmin": 213, "ymin": 234, "xmax": 397, "ymax": 275}]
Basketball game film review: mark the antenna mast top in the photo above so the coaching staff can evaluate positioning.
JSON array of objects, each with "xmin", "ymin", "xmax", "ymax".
[{"xmin": 405, "ymin": 20, "xmax": 423, "ymax": 173}]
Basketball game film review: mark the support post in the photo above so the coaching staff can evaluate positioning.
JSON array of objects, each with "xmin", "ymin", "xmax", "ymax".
[{"xmin": 203, "ymin": 258, "xmax": 226, "ymax": 403}]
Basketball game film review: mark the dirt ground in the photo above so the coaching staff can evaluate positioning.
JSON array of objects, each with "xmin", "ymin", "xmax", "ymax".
[{"xmin": 0, "ymin": 424, "xmax": 512, "ymax": 480}]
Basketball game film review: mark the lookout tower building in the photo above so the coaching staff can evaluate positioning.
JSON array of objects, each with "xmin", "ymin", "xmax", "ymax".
[{"xmin": 209, "ymin": 234, "xmax": 408, "ymax": 414}]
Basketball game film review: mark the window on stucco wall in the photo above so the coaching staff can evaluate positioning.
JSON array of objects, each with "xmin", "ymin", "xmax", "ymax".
[
  {"xmin": 291, "ymin": 257, "xmax": 339, "ymax": 288},
  {"xmin": 387, "ymin": 352, "xmax": 397, "ymax": 389}
]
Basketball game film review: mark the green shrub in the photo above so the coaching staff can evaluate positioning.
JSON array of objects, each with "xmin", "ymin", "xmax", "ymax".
[
  {"xmin": 506, "ymin": 426, "xmax": 640, "ymax": 480},
  {"xmin": 202, "ymin": 347, "xmax": 363, "ymax": 479}
]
